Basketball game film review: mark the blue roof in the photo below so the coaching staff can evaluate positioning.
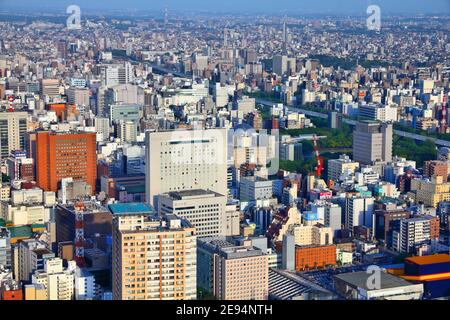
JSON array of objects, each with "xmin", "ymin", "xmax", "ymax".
[{"xmin": 108, "ymin": 203, "xmax": 154, "ymax": 215}]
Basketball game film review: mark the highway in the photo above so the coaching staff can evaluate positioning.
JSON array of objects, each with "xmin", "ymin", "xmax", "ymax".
[{"xmin": 255, "ymin": 98, "xmax": 450, "ymax": 148}]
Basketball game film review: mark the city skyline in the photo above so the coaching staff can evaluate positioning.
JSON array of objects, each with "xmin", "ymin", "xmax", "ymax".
[{"xmin": 1, "ymin": 0, "xmax": 449, "ymax": 15}]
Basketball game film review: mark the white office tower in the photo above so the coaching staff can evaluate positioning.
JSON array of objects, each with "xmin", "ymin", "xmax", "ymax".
[{"xmin": 146, "ymin": 128, "xmax": 228, "ymax": 206}]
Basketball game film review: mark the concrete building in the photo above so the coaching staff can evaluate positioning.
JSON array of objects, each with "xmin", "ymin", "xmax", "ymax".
[
  {"xmin": 333, "ymin": 271, "xmax": 423, "ymax": 300},
  {"xmin": 359, "ymin": 105, "xmax": 398, "ymax": 122},
  {"xmin": 0, "ymin": 111, "xmax": 28, "ymax": 162},
  {"xmin": 111, "ymin": 203, "xmax": 196, "ymax": 300},
  {"xmin": 95, "ymin": 117, "xmax": 110, "ymax": 142},
  {"xmin": 353, "ymin": 121, "xmax": 392, "ymax": 165},
  {"xmin": 327, "ymin": 155, "xmax": 359, "ymax": 183},
  {"xmin": 410, "ymin": 176, "xmax": 450, "ymax": 208},
  {"xmin": 145, "ymin": 128, "xmax": 227, "ymax": 206},
  {"xmin": 345, "ymin": 195, "xmax": 375, "ymax": 230},
  {"xmin": 158, "ymin": 189, "xmax": 238, "ymax": 238},
  {"xmin": 291, "ymin": 224, "xmax": 333, "ymax": 247},
  {"xmin": 197, "ymin": 237, "xmax": 268, "ymax": 300},
  {"xmin": 324, "ymin": 203, "xmax": 342, "ymax": 239},
  {"xmin": 239, "ymin": 176, "xmax": 273, "ymax": 203},
  {"xmin": 31, "ymin": 258, "xmax": 75, "ymax": 300},
  {"xmin": 30, "ymin": 131, "xmax": 97, "ymax": 194},
  {"xmin": 17, "ymin": 239, "xmax": 55, "ymax": 282},
  {"xmin": 392, "ymin": 215, "xmax": 440, "ymax": 254}
]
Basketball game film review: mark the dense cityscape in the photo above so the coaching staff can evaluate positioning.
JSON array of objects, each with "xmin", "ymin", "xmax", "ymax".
[{"xmin": 0, "ymin": 0, "xmax": 449, "ymax": 306}]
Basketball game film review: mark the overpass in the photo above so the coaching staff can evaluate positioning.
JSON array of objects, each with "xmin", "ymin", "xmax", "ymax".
[{"xmin": 255, "ymin": 98, "xmax": 450, "ymax": 148}]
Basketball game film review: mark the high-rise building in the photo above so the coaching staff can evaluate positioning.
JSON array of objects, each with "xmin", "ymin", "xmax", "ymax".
[
  {"xmin": 145, "ymin": 128, "xmax": 227, "ymax": 206},
  {"xmin": 324, "ymin": 203, "xmax": 342, "ymax": 239},
  {"xmin": 353, "ymin": 121, "xmax": 392, "ymax": 165},
  {"xmin": 57, "ymin": 40, "xmax": 68, "ymax": 60},
  {"xmin": 272, "ymin": 55, "xmax": 296, "ymax": 77},
  {"xmin": 30, "ymin": 131, "xmax": 97, "ymax": 194},
  {"xmin": 110, "ymin": 203, "xmax": 197, "ymax": 300},
  {"xmin": 197, "ymin": 237, "xmax": 268, "ymax": 300},
  {"xmin": 345, "ymin": 195, "xmax": 375, "ymax": 230},
  {"xmin": 0, "ymin": 111, "xmax": 28, "ymax": 162},
  {"xmin": 392, "ymin": 216, "xmax": 440, "ymax": 254},
  {"xmin": 31, "ymin": 258, "xmax": 75, "ymax": 300},
  {"xmin": 17, "ymin": 239, "xmax": 55, "ymax": 282},
  {"xmin": 95, "ymin": 117, "xmax": 110, "ymax": 142},
  {"xmin": 157, "ymin": 189, "xmax": 237, "ymax": 238}
]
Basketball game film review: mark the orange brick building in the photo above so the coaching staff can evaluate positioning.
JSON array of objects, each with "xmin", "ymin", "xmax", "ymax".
[
  {"xmin": 31, "ymin": 131, "xmax": 97, "ymax": 194},
  {"xmin": 0, "ymin": 287, "xmax": 23, "ymax": 300},
  {"xmin": 295, "ymin": 244, "xmax": 337, "ymax": 271}
]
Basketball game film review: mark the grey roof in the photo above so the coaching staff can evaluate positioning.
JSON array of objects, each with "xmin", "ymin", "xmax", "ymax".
[{"xmin": 334, "ymin": 271, "xmax": 415, "ymax": 291}]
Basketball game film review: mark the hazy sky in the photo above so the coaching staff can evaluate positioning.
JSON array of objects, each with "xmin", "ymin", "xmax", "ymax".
[{"xmin": 1, "ymin": 0, "xmax": 449, "ymax": 15}]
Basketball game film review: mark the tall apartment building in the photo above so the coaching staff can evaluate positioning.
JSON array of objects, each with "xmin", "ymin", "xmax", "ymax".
[
  {"xmin": 374, "ymin": 204, "xmax": 411, "ymax": 245},
  {"xmin": 30, "ymin": 131, "xmax": 97, "ymax": 194},
  {"xmin": 273, "ymin": 55, "xmax": 296, "ymax": 77},
  {"xmin": 145, "ymin": 128, "xmax": 227, "ymax": 206},
  {"xmin": 392, "ymin": 216, "xmax": 440, "ymax": 254},
  {"xmin": 55, "ymin": 202, "xmax": 112, "ymax": 249},
  {"xmin": 16, "ymin": 239, "xmax": 55, "ymax": 282},
  {"xmin": 345, "ymin": 195, "xmax": 375, "ymax": 230},
  {"xmin": 324, "ymin": 203, "xmax": 342, "ymax": 239},
  {"xmin": 353, "ymin": 121, "xmax": 392, "ymax": 165},
  {"xmin": 0, "ymin": 111, "xmax": 28, "ymax": 162},
  {"xmin": 95, "ymin": 117, "xmax": 110, "ymax": 142},
  {"xmin": 197, "ymin": 237, "xmax": 268, "ymax": 300},
  {"xmin": 157, "ymin": 189, "xmax": 238, "ymax": 238},
  {"xmin": 110, "ymin": 203, "xmax": 197, "ymax": 300},
  {"xmin": 239, "ymin": 176, "xmax": 273, "ymax": 202},
  {"xmin": 31, "ymin": 258, "xmax": 75, "ymax": 300},
  {"xmin": 327, "ymin": 154, "xmax": 359, "ymax": 182}
]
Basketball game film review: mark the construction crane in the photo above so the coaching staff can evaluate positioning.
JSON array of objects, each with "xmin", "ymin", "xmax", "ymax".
[{"xmin": 312, "ymin": 134, "xmax": 323, "ymax": 178}]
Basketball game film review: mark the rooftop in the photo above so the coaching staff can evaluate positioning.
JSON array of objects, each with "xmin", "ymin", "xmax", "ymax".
[
  {"xmin": 108, "ymin": 202, "xmax": 154, "ymax": 216},
  {"xmin": 167, "ymin": 189, "xmax": 222, "ymax": 200},
  {"xmin": 334, "ymin": 271, "xmax": 415, "ymax": 291}
]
